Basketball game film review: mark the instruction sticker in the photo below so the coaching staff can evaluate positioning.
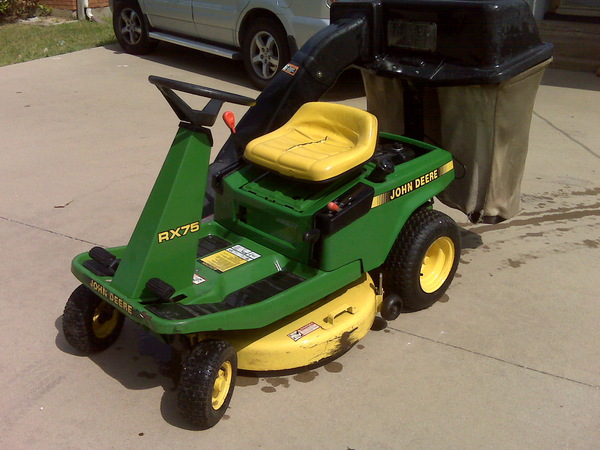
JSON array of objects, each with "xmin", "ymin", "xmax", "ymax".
[
  {"xmin": 288, "ymin": 322, "xmax": 321, "ymax": 342},
  {"xmin": 200, "ymin": 245, "xmax": 261, "ymax": 273}
]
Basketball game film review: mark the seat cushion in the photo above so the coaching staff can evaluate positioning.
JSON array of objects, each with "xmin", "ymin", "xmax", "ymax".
[{"xmin": 245, "ymin": 102, "xmax": 378, "ymax": 182}]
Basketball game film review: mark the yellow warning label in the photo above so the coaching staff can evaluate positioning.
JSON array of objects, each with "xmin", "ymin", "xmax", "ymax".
[
  {"xmin": 200, "ymin": 245, "xmax": 261, "ymax": 273},
  {"xmin": 201, "ymin": 250, "xmax": 247, "ymax": 273}
]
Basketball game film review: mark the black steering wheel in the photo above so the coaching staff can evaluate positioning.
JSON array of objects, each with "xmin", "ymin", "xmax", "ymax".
[{"xmin": 148, "ymin": 75, "xmax": 256, "ymax": 127}]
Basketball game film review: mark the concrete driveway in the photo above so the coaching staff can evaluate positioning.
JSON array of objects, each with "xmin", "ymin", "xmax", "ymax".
[{"xmin": 1, "ymin": 43, "xmax": 599, "ymax": 449}]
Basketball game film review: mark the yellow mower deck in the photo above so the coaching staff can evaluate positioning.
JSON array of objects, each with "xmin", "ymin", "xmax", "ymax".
[{"xmin": 206, "ymin": 274, "xmax": 381, "ymax": 372}]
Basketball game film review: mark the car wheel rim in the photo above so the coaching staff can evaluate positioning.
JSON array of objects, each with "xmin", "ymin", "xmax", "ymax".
[
  {"xmin": 250, "ymin": 31, "xmax": 279, "ymax": 80},
  {"xmin": 212, "ymin": 360, "xmax": 233, "ymax": 410},
  {"xmin": 420, "ymin": 236, "xmax": 455, "ymax": 293},
  {"xmin": 92, "ymin": 304, "xmax": 119, "ymax": 339},
  {"xmin": 120, "ymin": 9, "xmax": 142, "ymax": 45}
]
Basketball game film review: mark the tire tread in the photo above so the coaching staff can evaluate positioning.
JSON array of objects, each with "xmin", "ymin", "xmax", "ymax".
[
  {"xmin": 379, "ymin": 208, "xmax": 461, "ymax": 312},
  {"xmin": 63, "ymin": 285, "xmax": 124, "ymax": 354},
  {"xmin": 178, "ymin": 339, "xmax": 237, "ymax": 429}
]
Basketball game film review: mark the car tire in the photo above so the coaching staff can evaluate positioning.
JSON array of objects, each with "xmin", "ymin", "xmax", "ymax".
[
  {"xmin": 242, "ymin": 18, "xmax": 291, "ymax": 89},
  {"xmin": 63, "ymin": 285, "xmax": 125, "ymax": 354},
  {"xmin": 113, "ymin": 0, "xmax": 158, "ymax": 55},
  {"xmin": 375, "ymin": 209, "xmax": 461, "ymax": 312}
]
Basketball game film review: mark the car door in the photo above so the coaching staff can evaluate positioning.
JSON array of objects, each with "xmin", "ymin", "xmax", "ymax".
[
  {"xmin": 142, "ymin": 0, "xmax": 198, "ymax": 36},
  {"xmin": 286, "ymin": 0, "xmax": 330, "ymax": 46},
  {"xmin": 192, "ymin": 0, "xmax": 251, "ymax": 45}
]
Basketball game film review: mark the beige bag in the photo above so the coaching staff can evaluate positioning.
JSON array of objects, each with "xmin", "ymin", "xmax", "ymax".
[{"xmin": 363, "ymin": 59, "xmax": 551, "ymax": 223}]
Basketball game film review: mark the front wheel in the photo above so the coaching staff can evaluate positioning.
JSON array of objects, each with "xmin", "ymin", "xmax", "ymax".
[
  {"xmin": 63, "ymin": 285, "xmax": 125, "ymax": 354},
  {"xmin": 376, "ymin": 209, "xmax": 461, "ymax": 312},
  {"xmin": 178, "ymin": 340, "xmax": 237, "ymax": 429},
  {"xmin": 113, "ymin": 0, "xmax": 158, "ymax": 55},
  {"xmin": 242, "ymin": 18, "xmax": 291, "ymax": 89}
]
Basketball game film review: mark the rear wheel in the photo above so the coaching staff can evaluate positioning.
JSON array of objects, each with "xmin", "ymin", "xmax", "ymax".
[
  {"xmin": 113, "ymin": 0, "xmax": 158, "ymax": 55},
  {"xmin": 178, "ymin": 339, "xmax": 237, "ymax": 429},
  {"xmin": 376, "ymin": 209, "xmax": 461, "ymax": 312},
  {"xmin": 242, "ymin": 18, "xmax": 291, "ymax": 89},
  {"xmin": 63, "ymin": 285, "xmax": 124, "ymax": 354}
]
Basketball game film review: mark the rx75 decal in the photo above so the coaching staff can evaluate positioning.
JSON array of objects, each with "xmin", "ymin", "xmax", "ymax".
[{"xmin": 157, "ymin": 221, "xmax": 200, "ymax": 243}]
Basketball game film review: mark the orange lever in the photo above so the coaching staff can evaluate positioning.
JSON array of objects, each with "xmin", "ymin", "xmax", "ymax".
[
  {"xmin": 223, "ymin": 111, "xmax": 236, "ymax": 134},
  {"xmin": 327, "ymin": 202, "xmax": 340, "ymax": 212}
]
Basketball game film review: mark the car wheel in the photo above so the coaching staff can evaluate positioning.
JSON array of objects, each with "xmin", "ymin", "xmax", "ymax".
[
  {"xmin": 63, "ymin": 285, "xmax": 125, "ymax": 354},
  {"xmin": 178, "ymin": 339, "xmax": 237, "ymax": 429},
  {"xmin": 242, "ymin": 18, "xmax": 291, "ymax": 89},
  {"xmin": 375, "ymin": 209, "xmax": 461, "ymax": 312},
  {"xmin": 113, "ymin": 0, "xmax": 158, "ymax": 55}
]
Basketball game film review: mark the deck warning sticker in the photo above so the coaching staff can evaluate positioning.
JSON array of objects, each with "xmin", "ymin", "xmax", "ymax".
[
  {"xmin": 201, "ymin": 245, "xmax": 261, "ymax": 273},
  {"xmin": 192, "ymin": 272, "xmax": 206, "ymax": 285},
  {"xmin": 288, "ymin": 322, "xmax": 321, "ymax": 341}
]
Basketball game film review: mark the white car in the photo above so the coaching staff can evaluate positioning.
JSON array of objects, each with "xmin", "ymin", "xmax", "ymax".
[{"xmin": 112, "ymin": 0, "xmax": 334, "ymax": 88}]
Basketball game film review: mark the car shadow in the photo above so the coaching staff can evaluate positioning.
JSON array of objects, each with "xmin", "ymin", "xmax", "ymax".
[
  {"xmin": 104, "ymin": 42, "xmax": 254, "ymax": 89},
  {"xmin": 103, "ymin": 42, "xmax": 366, "ymax": 100}
]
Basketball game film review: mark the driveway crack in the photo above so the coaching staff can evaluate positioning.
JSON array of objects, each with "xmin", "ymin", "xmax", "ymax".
[
  {"xmin": 534, "ymin": 111, "xmax": 600, "ymax": 159},
  {"xmin": 392, "ymin": 327, "xmax": 600, "ymax": 390},
  {"xmin": 0, "ymin": 216, "xmax": 100, "ymax": 246}
]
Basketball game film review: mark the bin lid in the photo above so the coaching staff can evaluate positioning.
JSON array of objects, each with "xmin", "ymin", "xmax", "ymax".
[{"xmin": 331, "ymin": 0, "xmax": 553, "ymax": 85}]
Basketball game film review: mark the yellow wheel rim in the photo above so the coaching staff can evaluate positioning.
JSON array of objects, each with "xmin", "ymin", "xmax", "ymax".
[
  {"xmin": 420, "ymin": 236, "xmax": 455, "ymax": 294},
  {"xmin": 212, "ymin": 361, "xmax": 233, "ymax": 410},
  {"xmin": 92, "ymin": 304, "xmax": 119, "ymax": 339}
]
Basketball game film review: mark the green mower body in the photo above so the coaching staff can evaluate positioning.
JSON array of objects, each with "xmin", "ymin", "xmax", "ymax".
[
  {"xmin": 63, "ymin": 74, "xmax": 461, "ymax": 430},
  {"xmin": 70, "ymin": 124, "xmax": 454, "ymax": 336}
]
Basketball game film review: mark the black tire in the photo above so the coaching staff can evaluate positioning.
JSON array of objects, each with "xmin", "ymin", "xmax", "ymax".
[
  {"xmin": 380, "ymin": 294, "xmax": 403, "ymax": 321},
  {"xmin": 113, "ymin": 0, "xmax": 158, "ymax": 55},
  {"xmin": 376, "ymin": 209, "xmax": 461, "ymax": 312},
  {"xmin": 178, "ymin": 339, "xmax": 237, "ymax": 429},
  {"xmin": 63, "ymin": 285, "xmax": 125, "ymax": 354},
  {"xmin": 242, "ymin": 18, "xmax": 291, "ymax": 89}
]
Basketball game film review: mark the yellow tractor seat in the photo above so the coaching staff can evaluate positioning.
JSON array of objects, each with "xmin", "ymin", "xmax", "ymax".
[{"xmin": 244, "ymin": 102, "xmax": 378, "ymax": 182}]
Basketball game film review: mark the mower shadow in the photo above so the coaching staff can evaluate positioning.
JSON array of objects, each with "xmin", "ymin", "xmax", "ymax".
[
  {"xmin": 459, "ymin": 227, "xmax": 484, "ymax": 250},
  {"xmin": 55, "ymin": 316, "xmax": 177, "ymax": 390},
  {"xmin": 55, "ymin": 314, "xmax": 236, "ymax": 430},
  {"xmin": 54, "ymin": 298, "xmax": 398, "ymax": 430}
]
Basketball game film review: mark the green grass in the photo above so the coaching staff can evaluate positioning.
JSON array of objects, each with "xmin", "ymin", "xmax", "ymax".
[{"xmin": 0, "ymin": 18, "xmax": 116, "ymax": 67}]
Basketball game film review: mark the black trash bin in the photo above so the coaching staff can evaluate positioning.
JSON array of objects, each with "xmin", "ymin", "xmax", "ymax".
[{"xmin": 339, "ymin": 0, "xmax": 554, "ymax": 223}]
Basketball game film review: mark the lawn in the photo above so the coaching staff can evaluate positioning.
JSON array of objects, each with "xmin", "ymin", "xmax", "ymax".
[{"xmin": 0, "ymin": 18, "xmax": 116, "ymax": 67}]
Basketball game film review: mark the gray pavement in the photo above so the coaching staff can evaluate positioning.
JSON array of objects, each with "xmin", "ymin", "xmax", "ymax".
[{"xmin": 1, "ymin": 43, "xmax": 599, "ymax": 449}]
